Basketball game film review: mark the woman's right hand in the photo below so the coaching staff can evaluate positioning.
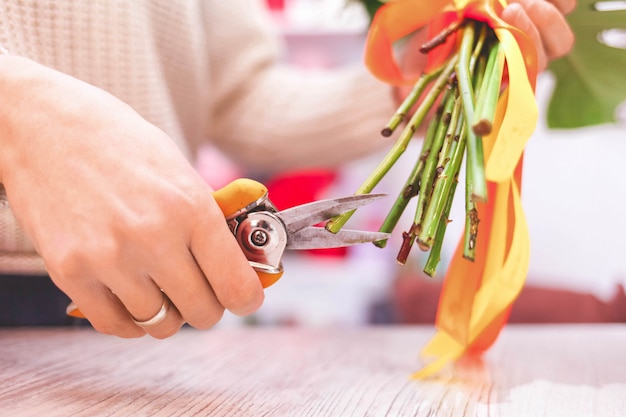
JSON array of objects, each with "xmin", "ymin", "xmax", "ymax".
[{"xmin": 0, "ymin": 55, "xmax": 264, "ymax": 338}]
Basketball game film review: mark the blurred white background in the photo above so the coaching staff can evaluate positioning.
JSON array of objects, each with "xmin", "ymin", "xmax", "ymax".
[{"xmin": 206, "ymin": 0, "xmax": 626, "ymax": 327}]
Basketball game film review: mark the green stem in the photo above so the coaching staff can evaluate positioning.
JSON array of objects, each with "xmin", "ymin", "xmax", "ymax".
[
  {"xmin": 472, "ymin": 40, "xmax": 504, "ymax": 136},
  {"xmin": 411, "ymin": 83, "xmax": 457, "ymax": 247},
  {"xmin": 326, "ymin": 53, "xmax": 459, "ymax": 234},
  {"xmin": 464, "ymin": 130, "xmax": 480, "ymax": 261},
  {"xmin": 470, "ymin": 23, "xmax": 488, "ymax": 73},
  {"xmin": 473, "ymin": 53, "xmax": 488, "ymax": 95},
  {"xmin": 418, "ymin": 100, "xmax": 465, "ymax": 251},
  {"xmin": 396, "ymin": 85, "xmax": 457, "ymax": 264},
  {"xmin": 423, "ymin": 159, "xmax": 461, "ymax": 277},
  {"xmin": 457, "ymin": 21, "xmax": 487, "ymax": 203},
  {"xmin": 382, "ymin": 64, "xmax": 445, "ymax": 137},
  {"xmin": 463, "ymin": 201, "xmax": 480, "ymax": 261},
  {"xmin": 373, "ymin": 105, "xmax": 442, "ymax": 248},
  {"xmin": 436, "ymin": 91, "xmax": 462, "ymax": 170}
]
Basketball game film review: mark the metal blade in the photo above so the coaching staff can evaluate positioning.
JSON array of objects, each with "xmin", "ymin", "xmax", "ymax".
[
  {"xmin": 277, "ymin": 194, "xmax": 386, "ymax": 235},
  {"xmin": 286, "ymin": 227, "xmax": 391, "ymax": 250}
]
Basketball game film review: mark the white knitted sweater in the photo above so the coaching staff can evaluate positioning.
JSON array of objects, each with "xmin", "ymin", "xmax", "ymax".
[{"xmin": 0, "ymin": 0, "xmax": 396, "ymax": 273}]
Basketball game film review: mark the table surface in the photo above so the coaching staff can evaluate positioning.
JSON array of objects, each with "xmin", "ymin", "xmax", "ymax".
[{"xmin": 0, "ymin": 324, "xmax": 624, "ymax": 417}]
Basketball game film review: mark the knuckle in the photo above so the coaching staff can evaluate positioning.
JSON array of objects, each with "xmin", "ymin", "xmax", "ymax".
[
  {"xmin": 503, "ymin": 3, "xmax": 529, "ymax": 28},
  {"xmin": 44, "ymin": 235, "xmax": 120, "ymax": 278},
  {"xmin": 43, "ymin": 243, "xmax": 90, "ymax": 278},
  {"xmin": 188, "ymin": 307, "xmax": 225, "ymax": 330},
  {"xmin": 517, "ymin": 0, "xmax": 555, "ymax": 27}
]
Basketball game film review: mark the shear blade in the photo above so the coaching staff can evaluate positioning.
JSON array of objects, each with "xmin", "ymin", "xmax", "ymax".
[
  {"xmin": 278, "ymin": 193, "xmax": 386, "ymax": 235},
  {"xmin": 286, "ymin": 227, "xmax": 390, "ymax": 250}
]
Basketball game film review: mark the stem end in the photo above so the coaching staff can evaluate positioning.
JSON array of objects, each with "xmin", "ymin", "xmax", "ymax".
[
  {"xmin": 472, "ymin": 120, "xmax": 492, "ymax": 136},
  {"xmin": 381, "ymin": 127, "xmax": 393, "ymax": 137}
]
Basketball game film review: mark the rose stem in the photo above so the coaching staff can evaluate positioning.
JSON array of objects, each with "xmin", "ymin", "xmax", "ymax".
[
  {"xmin": 464, "ymin": 202, "xmax": 480, "ymax": 261},
  {"xmin": 381, "ymin": 64, "xmax": 445, "ymax": 137},
  {"xmin": 472, "ymin": 40, "xmax": 504, "ymax": 136},
  {"xmin": 464, "ymin": 136, "xmax": 481, "ymax": 264},
  {"xmin": 417, "ymin": 92, "xmax": 463, "ymax": 251},
  {"xmin": 326, "ymin": 53, "xmax": 459, "ymax": 234},
  {"xmin": 434, "ymin": 79, "xmax": 460, "ymax": 169},
  {"xmin": 423, "ymin": 123, "xmax": 466, "ymax": 276},
  {"xmin": 419, "ymin": 19, "xmax": 464, "ymax": 54},
  {"xmin": 462, "ymin": 32, "xmax": 490, "ymax": 260},
  {"xmin": 456, "ymin": 20, "xmax": 487, "ymax": 203},
  {"xmin": 373, "ymin": 105, "xmax": 442, "ymax": 248},
  {"xmin": 470, "ymin": 23, "xmax": 488, "ymax": 71},
  {"xmin": 395, "ymin": 82, "xmax": 456, "ymax": 263}
]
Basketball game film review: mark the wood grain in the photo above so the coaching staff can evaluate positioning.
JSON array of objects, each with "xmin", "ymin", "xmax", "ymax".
[{"xmin": 0, "ymin": 325, "xmax": 624, "ymax": 416}]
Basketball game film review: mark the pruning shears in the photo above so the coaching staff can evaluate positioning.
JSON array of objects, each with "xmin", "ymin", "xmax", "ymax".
[
  {"xmin": 211, "ymin": 178, "xmax": 388, "ymax": 287},
  {"xmin": 66, "ymin": 178, "xmax": 388, "ymax": 317}
]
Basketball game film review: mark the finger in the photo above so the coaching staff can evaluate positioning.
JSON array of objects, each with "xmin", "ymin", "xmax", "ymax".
[
  {"xmin": 507, "ymin": 0, "xmax": 575, "ymax": 62},
  {"xmin": 70, "ymin": 245, "xmax": 186, "ymax": 339},
  {"xmin": 150, "ymin": 248, "xmax": 227, "ymax": 330},
  {"xmin": 45, "ymin": 245, "xmax": 149, "ymax": 337},
  {"xmin": 502, "ymin": 2, "xmax": 548, "ymax": 72},
  {"xmin": 547, "ymin": 0, "xmax": 576, "ymax": 14},
  {"xmin": 111, "ymin": 276, "xmax": 185, "ymax": 339},
  {"xmin": 52, "ymin": 274, "xmax": 146, "ymax": 338},
  {"xmin": 189, "ymin": 198, "xmax": 264, "ymax": 317}
]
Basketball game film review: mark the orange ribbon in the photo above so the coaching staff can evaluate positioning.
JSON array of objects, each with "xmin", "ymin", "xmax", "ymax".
[{"xmin": 364, "ymin": 0, "xmax": 539, "ymax": 377}]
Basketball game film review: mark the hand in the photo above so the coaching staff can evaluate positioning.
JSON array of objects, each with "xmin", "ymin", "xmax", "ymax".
[
  {"xmin": 502, "ymin": 0, "xmax": 576, "ymax": 72},
  {"xmin": 0, "ymin": 56, "xmax": 264, "ymax": 338},
  {"xmin": 393, "ymin": 0, "xmax": 576, "ymax": 105}
]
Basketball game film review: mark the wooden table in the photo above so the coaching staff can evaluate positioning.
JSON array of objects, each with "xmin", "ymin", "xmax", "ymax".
[{"xmin": 0, "ymin": 325, "xmax": 624, "ymax": 416}]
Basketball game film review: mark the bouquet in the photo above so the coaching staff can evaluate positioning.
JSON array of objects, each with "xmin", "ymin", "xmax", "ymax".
[{"xmin": 333, "ymin": 0, "xmax": 539, "ymax": 377}]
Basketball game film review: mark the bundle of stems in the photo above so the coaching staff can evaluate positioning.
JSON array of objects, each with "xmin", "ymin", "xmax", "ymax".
[{"xmin": 326, "ymin": 19, "xmax": 505, "ymax": 276}]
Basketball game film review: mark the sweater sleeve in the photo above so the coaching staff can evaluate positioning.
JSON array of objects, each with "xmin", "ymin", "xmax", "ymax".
[{"xmin": 203, "ymin": 0, "xmax": 399, "ymax": 174}]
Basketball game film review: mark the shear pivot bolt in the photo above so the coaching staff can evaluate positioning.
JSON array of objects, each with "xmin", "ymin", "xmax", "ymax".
[{"xmin": 250, "ymin": 230, "xmax": 268, "ymax": 247}]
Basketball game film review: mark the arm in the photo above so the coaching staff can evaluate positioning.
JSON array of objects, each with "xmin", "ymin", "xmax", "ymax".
[{"xmin": 203, "ymin": 1, "xmax": 398, "ymax": 174}]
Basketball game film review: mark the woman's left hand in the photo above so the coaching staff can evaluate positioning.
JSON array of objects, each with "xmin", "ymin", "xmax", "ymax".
[{"xmin": 502, "ymin": 0, "xmax": 576, "ymax": 72}]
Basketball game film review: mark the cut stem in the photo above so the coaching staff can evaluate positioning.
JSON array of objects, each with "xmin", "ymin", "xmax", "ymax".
[
  {"xmin": 472, "ymin": 40, "xmax": 504, "ymax": 136},
  {"xmin": 411, "ymin": 83, "xmax": 457, "ymax": 252},
  {"xmin": 456, "ymin": 21, "xmax": 487, "ymax": 203},
  {"xmin": 326, "ymin": 53, "xmax": 459, "ymax": 234},
  {"xmin": 423, "ymin": 131, "xmax": 463, "ymax": 277},
  {"xmin": 396, "ymin": 89, "xmax": 455, "ymax": 265},
  {"xmin": 382, "ymin": 64, "xmax": 445, "ymax": 137},
  {"xmin": 464, "ymin": 127, "xmax": 480, "ymax": 261},
  {"xmin": 417, "ymin": 95, "xmax": 464, "ymax": 251},
  {"xmin": 373, "ymin": 105, "xmax": 442, "ymax": 248}
]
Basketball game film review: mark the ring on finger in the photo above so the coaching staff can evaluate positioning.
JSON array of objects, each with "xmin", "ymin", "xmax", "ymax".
[{"xmin": 132, "ymin": 291, "xmax": 171, "ymax": 328}]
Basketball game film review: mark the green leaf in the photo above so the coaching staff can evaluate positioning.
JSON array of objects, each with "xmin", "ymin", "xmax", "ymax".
[{"xmin": 547, "ymin": 0, "xmax": 626, "ymax": 128}]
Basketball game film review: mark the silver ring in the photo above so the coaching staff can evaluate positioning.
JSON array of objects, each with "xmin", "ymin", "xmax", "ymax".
[{"xmin": 132, "ymin": 292, "xmax": 171, "ymax": 328}]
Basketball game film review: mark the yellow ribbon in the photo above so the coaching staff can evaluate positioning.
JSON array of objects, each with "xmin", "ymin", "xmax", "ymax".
[{"xmin": 364, "ymin": 0, "xmax": 538, "ymax": 378}]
